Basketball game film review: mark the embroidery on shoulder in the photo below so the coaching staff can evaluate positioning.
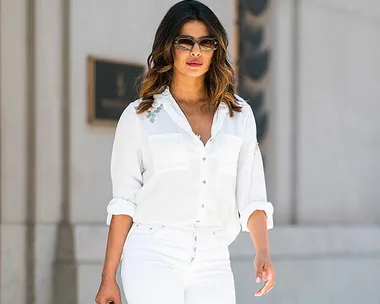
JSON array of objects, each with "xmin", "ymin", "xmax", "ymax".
[{"xmin": 145, "ymin": 103, "xmax": 163, "ymax": 123}]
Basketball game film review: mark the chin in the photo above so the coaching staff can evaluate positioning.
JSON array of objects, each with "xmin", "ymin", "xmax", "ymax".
[
  {"xmin": 184, "ymin": 69, "xmax": 208, "ymax": 78},
  {"xmin": 174, "ymin": 65, "xmax": 208, "ymax": 78}
]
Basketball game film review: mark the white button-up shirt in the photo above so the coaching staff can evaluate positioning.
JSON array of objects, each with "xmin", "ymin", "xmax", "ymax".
[{"xmin": 106, "ymin": 87, "xmax": 274, "ymax": 245}]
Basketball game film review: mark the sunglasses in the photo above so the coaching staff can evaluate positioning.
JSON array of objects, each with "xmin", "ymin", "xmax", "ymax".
[{"xmin": 174, "ymin": 35, "xmax": 218, "ymax": 52}]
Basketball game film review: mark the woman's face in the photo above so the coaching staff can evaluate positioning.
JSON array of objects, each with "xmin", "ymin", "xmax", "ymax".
[{"xmin": 172, "ymin": 21, "xmax": 216, "ymax": 79}]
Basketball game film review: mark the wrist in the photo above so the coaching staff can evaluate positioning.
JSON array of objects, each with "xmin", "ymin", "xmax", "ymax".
[
  {"xmin": 101, "ymin": 272, "xmax": 117, "ymax": 281},
  {"xmin": 256, "ymin": 249, "xmax": 270, "ymax": 256}
]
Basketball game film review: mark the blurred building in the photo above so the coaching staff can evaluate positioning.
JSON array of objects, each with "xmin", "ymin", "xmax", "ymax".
[{"xmin": 1, "ymin": 0, "xmax": 379, "ymax": 303}]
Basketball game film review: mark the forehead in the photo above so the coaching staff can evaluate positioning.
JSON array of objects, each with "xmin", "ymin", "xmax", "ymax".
[{"xmin": 179, "ymin": 21, "xmax": 210, "ymax": 38}]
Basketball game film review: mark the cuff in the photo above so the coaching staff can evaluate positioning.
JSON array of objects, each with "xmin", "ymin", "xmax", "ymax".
[
  {"xmin": 106, "ymin": 197, "xmax": 137, "ymax": 225},
  {"xmin": 239, "ymin": 201, "xmax": 274, "ymax": 232}
]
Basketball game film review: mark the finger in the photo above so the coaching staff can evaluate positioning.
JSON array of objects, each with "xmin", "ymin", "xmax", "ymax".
[
  {"xmin": 261, "ymin": 281, "xmax": 275, "ymax": 296},
  {"xmin": 97, "ymin": 297, "xmax": 107, "ymax": 304},
  {"xmin": 263, "ymin": 263, "xmax": 275, "ymax": 281},
  {"xmin": 256, "ymin": 276, "xmax": 275, "ymax": 296},
  {"xmin": 96, "ymin": 297, "xmax": 105, "ymax": 304},
  {"xmin": 112, "ymin": 295, "xmax": 122, "ymax": 304},
  {"xmin": 255, "ymin": 271, "xmax": 274, "ymax": 296},
  {"xmin": 255, "ymin": 284, "xmax": 264, "ymax": 297},
  {"xmin": 262, "ymin": 267, "xmax": 272, "ymax": 282},
  {"xmin": 255, "ymin": 285, "xmax": 273, "ymax": 297},
  {"xmin": 255, "ymin": 281, "xmax": 272, "ymax": 297},
  {"xmin": 265, "ymin": 268, "xmax": 275, "ymax": 286},
  {"xmin": 103, "ymin": 297, "xmax": 114, "ymax": 304},
  {"xmin": 255, "ymin": 263, "xmax": 264, "ymax": 283},
  {"xmin": 262, "ymin": 271, "xmax": 268, "ymax": 282}
]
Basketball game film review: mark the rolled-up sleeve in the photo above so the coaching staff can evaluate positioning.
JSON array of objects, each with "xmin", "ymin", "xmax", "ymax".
[
  {"xmin": 236, "ymin": 104, "xmax": 274, "ymax": 232},
  {"xmin": 106, "ymin": 102, "xmax": 143, "ymax": 225}
]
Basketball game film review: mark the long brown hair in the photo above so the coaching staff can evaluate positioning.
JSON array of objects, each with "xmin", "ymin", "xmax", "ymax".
[{"xmin": 135, "ymin": 0, "xmax": 242, "ymax": 117}]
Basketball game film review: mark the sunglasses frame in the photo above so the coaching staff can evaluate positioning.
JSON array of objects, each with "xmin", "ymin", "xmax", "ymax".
[{"xmin": 174, "ymin": 35, "xmax": 218, "ymax": 52}]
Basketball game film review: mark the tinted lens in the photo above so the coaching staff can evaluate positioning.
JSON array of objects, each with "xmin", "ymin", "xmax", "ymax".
[
  {"xmin": 177, "ymin": 38, "xmax": 194, "ymax": 50},
  {"xmin": 199, "ymin": 38, "xmax": 216, "ymax": 50}
]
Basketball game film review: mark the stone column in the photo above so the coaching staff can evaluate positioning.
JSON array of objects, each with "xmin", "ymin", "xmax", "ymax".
[
  {"xmin": 32, "ymin": 0, "xmax": 77, "ymax": 303},
  {"xmin": 1, "ymin": 0, "xmax": 77, "ymax": 303},
  {"xmin": 0, "ymin": 0, "xmax": 30, "ymax": 303},
  {"xmin": 267, "ymin": 0, "xmax": 299, "ymax": 225}
]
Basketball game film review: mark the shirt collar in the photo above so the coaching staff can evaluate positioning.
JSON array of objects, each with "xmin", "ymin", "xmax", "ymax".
[
  {"xmin": 152, "ymin": 86, "xmax": 229, "ymax": 112},
  {"xmin": 153, "ymin": 86, "xmax": 230, "ymax": 138}
]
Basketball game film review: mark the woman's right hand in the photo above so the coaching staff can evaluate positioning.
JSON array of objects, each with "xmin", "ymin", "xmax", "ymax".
[{"xmin": 95, "ymin": 277, "xmax": 122, "ymax": 304}]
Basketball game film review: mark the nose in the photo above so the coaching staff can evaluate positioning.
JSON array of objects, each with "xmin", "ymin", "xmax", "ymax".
[{"xmin": 191, "ymin": 42, "xmax": 202, "ymax": 57}]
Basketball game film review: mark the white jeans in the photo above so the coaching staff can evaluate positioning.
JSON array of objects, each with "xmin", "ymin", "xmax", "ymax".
[{"xmin": 121, "ymin": 222, "xmax": 236, "ymax": 304}]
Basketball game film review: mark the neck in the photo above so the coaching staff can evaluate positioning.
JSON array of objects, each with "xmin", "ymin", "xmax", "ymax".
[{"xmin": 169, "ymin": 72, "xmax": 207, "ymax": 104}]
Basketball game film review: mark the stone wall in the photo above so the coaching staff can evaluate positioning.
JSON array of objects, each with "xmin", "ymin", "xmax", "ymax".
[{"xmin": 1, "ymin": 0, "xmax": 379, "ymax": 303}]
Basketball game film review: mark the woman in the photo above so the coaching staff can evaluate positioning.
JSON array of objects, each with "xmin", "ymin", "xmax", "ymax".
[{"xmin": 95, "ymin": 1, "xmax": 275, "ymax": 303}]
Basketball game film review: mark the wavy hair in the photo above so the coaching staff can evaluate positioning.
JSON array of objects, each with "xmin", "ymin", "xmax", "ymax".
[{"xmin": 135, "ymin": 0, "xmax": 242, "ymax": 117}]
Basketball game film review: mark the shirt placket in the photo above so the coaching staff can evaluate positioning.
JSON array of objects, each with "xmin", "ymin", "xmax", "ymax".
[
  {"xmin": 196, "ymin": 150, "xmax": 209, "ymax": 223},
  {"xmin": 160, "ymin": 94, "xmax": 229, "ymax": 224}
]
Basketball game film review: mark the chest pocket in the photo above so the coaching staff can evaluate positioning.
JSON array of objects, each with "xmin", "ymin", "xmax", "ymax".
[
  {"xmin": 219, "ymin": 133, "xmax": 243, "ymax": 177},
  {"xmin": 148, "ymin": 133, "xmax": 189, "ymax": 172}
]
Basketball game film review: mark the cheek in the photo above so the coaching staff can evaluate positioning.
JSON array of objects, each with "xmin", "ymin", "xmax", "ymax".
[
  {"xmin": 173, "ymin": 51, "xmax": 187, "ymax": 68},
  {"xmin": 203, "ymin": 53, "xmax": 214, "ymax": 69}
]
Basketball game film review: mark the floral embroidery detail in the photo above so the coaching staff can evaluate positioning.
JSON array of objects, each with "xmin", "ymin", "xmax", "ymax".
[{"xmin": 146, "ymin": 103, "xmax": 163, "ymax": 123}]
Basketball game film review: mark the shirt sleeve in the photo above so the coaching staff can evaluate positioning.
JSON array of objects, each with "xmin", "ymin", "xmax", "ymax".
[
  {"xmin": 106, "ymin": 102, "xmax": 143, "ymax": 225},
  {"xmin": 236, "ymin": 104, "xmax": 274, "ymax": 232}
]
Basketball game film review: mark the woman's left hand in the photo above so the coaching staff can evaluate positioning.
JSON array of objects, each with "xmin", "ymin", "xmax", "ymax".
[{"xmin": 254, "ymin": 252, "xmax": 275, "ymax": 297}]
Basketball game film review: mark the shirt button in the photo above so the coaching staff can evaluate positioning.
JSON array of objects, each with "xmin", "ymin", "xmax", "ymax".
[
  {"xmin": 202, "ymin": 180, "xmax": 207, "ymax": 184},
  {"xmin": 202, "ymin": 157, "xmax": 206, "ymax": 161},
  {"xmin": 201, "ymin": 204, "xmax": 205, "ymax": 208}
]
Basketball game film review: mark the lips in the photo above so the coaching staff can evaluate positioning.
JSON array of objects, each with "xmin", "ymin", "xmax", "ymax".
[{"xmin": 187, "ymin": 60, "xmax": 202, "ymax": 67}]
